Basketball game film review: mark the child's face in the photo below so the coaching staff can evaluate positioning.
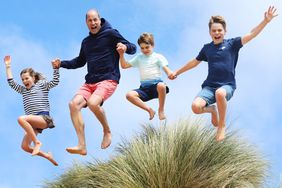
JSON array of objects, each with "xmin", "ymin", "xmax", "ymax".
[
  {"xmin": 140, "ymin": 43, "xmax": 154, "ymax": 56},
  {"xmin": 209, "ymin": 23, "xmax": 226, "ymax": 44},
  {"xmin": 21, "ymin": 72, "xmax": 35, "ymax": 89}
]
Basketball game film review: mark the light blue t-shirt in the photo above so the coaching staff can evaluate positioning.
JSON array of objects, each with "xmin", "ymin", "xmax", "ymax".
[{"xmin": 128, "ymin": 52, "xmax": 168, "ymax": 84}]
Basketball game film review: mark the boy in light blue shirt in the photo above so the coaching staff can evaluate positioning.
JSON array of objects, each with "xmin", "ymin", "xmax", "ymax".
[{"xmin": 118, "ymin": 32, "xmax": 173, "ymax": 120}]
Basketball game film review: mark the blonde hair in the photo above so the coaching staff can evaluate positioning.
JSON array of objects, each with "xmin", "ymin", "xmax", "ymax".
[
  {"xmin": 208, "ymin": 15, "xmax": 227, "ymax": 31},
  {"xmin": 20, "ymin": 68, "xmax": 45, "ymax": 83}
]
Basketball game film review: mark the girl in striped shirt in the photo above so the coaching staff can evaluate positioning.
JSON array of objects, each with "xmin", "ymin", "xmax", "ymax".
[{"xmin": 4, "ymin": 55, "xmax": 59, "ymax": 166}]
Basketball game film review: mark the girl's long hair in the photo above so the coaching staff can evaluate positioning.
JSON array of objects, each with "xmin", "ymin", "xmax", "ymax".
[{"xmin": 20, "ymin": 68, "xmax": 45, "ymax": 83}]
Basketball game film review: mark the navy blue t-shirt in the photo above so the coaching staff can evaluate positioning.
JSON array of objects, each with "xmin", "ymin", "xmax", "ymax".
[{"xmin": 196, "ymin": 37, "xmax": 243, "ymax": 89}]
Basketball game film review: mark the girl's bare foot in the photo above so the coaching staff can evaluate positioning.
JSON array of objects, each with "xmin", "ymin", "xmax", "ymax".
[
  {"xmin": 66, "ymin": 145, "xmax": 87, "ymax": 155},
  {"xmin": 101, "ymin": 132, "xmax": 111, "ymax": 149},
  {"xmin": 216, "ymin": 127, "xmax": 225, "ymax": 142},
  {"xmin": 32, "ymin": 141, "xmax": 42, "ymax": 156},
  {"xmin": 148, "ymin": 108, "xmax": 155, "ymax": 120},
  {"xmin": 210, "ymin": 105, "xmax": 219, "ymax": 127},
  {"xmin": 46, "ymin": 152, "xmax": 58, "ymax": 166},
  {"xmin": 158, "ymin": 111, "xmax": 166, "ymax": 120}
]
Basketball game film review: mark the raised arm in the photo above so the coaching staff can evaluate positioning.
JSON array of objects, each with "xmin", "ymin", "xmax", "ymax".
[
  {"xmin": 241, "ymin": 6, "xmax": 278, "ymax": 45},
  {"xmin": 171, "ymin": 58, "xmax": 201, "ymax": 79},
  {"xmin": 116, "ymin": 42, "xmax": 132, "ymax": 69},
  {"xmin": 4, "ymin": 55, "xmax": 13, "ymax": 79}
]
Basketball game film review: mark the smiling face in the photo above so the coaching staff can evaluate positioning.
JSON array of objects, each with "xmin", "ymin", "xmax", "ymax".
[
  {"xmin": 21, "ymin": 72, "xmax": 35, "ymax": 89},
  {"xmin": 209, "ymin": 23, "xmax": 226, "ymax": 44},
  {"xmin": 86, "ymin": 10, "xmax": 101, "ymax": 34}
]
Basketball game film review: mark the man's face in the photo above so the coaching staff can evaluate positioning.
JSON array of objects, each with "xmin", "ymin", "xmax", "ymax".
[
  {"xmin": 209, "ymin": 23, "xmax": 226, "ymax": 44},
  {"xmin": 86, "ymin": 11, "xmax": 101, "ymax": 34}
]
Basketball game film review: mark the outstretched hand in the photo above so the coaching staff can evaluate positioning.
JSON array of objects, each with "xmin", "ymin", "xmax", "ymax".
[
  {"xmin": 52, "ymin": 58, "xmax": 61, "ymax": 69},
  {"xmin": 264, "ymin": 6, "xmax": 278, "ymax": 23},
  {"xmin": 4, "ymin": 55, "xmax": 11, "ymax": 67}
]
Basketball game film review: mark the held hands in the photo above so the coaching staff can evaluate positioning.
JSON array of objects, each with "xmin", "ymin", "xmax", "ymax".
[
  {"xmin": 168, "ymin": 71, "xmax": 177, "ymax": 80},
  {"xmin": 116, "ymin": 42, "xmax": 127, "ymax": 55},
  {"xmin": 52, "ymin": 58, "xmax": 61, "ymax": 69},
  {"xmin": 264, "ymin": 6, "xmax": 278, "ymax": 23},
  {"xmin": 4, "ymin": 55, "xmax": 11, "ymax": 68}
]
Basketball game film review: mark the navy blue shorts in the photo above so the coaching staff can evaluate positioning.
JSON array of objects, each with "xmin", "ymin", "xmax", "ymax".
[{"xmin": 134, "ymin": 82, "xmax": 169, "ymax": 102}]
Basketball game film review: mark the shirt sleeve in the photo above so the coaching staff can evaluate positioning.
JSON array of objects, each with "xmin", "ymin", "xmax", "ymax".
[
  {"xmin": 196, "ymin": 45, "xmax": 207, "ymax": 62},
  {"xmin": 7, "ymin": 79, "xmax": 25, "ymax": 94},
  {"xmin": 157, "ymin": 54, "xmax": 169, "ymax": 67},
  {"xmin": 112, "ymin": 29, "xmax": 136, "ymax": 55},
  {"xmin": 40, "ymin": 69, "xmax": 60, "ymax": 90},
  {"xmin": 61, "ymin": 42, "xmax": 87, "ymax": 69},
  {"xmin": 231, "ymin": 37, "xmax": 243, "ymax": 51},
  {"xmin": 128, "ymin": 54, "xmax": 140, "ymax": 67}
]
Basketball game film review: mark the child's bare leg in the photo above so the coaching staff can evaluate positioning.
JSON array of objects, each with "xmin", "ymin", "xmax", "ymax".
[
  {"xmin": 126, "ymin": 91, "xmax": 155, "ymax": 120},
  {"xmin": 192, "ymin": 97, "xmax": 219, "ymax": 126},
  {"xmin": 17, "ymin": 115, "xmax": 48, "ymax": 156},
  {"xmin": 157, "ymin": 83, "xmax": 167, "ymax": 120},
  {"xmin": 203, "ymin": 105, "xmax": 218, "ymax": 127},
  {"xmin": 66, "ymin": 95, "xmax": 87, "ymax": 155},
  {"xmin": 215, "ymin": 88, "xmax": 227, "ymax": 141},
  {"xmin": 21, "ymin": 135, "xmax": 58, "ymax": 166},
  {"xmin": 88, "ymin": 94, "xmax": 112, "ymax": 149}
]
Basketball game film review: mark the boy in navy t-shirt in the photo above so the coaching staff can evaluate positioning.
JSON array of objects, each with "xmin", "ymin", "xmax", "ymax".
[{"xmin": 170, "ymin": 6, "xmax": 277, "ymax": 141}]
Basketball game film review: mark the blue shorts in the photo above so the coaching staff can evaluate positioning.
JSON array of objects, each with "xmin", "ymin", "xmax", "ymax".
[
  {"xmin": 134, "ymin": 81, "xmax": 169, "ymax": 102},
  {"xmin": 196, "ymin": 85, "xmax": 235, "ymax": 106}
]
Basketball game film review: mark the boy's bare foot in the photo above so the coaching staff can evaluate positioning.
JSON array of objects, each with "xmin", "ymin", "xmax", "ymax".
[
  {"xmin": 32, "ymin": 141, "xmax": 42, "ymax": 156},
  {"xmin": 149, "ymin": 108, "xmax": 155, "ymax": 120},
  {"xmin": 210, "ymin": 105, "xmax": 218, "ymax": 127},
  {"xmin": 158, "ymin": 111, "xmax": 166, "ymax": 120},
  {"xmin": 46, "ymin": 152, "xmax": 58, "ymax": 166},
  {"xmin": 216, "ymin": 127, "xmax": 225, "ymax": 142},
  {"xmin": 66, "ymin": 146, "xmax": 87, "ymax": 155},
  {"xmin": 101, "ymin": 132, "xmax": 111, "ymax": 149}
]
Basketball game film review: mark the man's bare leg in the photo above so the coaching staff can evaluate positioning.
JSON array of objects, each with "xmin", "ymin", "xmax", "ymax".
[
  {"xmin": 88, "ymin": 94, "xmax": 112, "ymax": 149},
  {"xmin": 126, "ymin": 91, "xmax": 155, "ymax": 120},
  {"xmin": 66, "ymin": 95, "xmax": 87, "ymax": 155}
]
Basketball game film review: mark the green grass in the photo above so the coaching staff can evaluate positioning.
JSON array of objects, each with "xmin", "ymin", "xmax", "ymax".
[{"xmin": 44, "ymin": 118, "xmax": 269, "ymax": 188}]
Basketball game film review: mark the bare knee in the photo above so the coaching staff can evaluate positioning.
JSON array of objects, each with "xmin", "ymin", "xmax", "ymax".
[
  {"xmin": 157, "ymin": 83, "xmax": 166, "ymax": 92},
  {"xmin": 215, "ymin": 88, "xmax": 226, "ymax": 100},
  {"xmin": 69, "ymin": 100, "xmax": 80, "ymax": 112},
  {"xmin": 126, "ymin": 91, "xmax": 138, "ymax": 101},
  {"xmin": 21, "ymin": 142, "xmax": 31, "ymax": 153},
  {"xmin": 17, "ymin": 115, "xmax": 27, "ymax": 125},
  {"xmin": 191, "ymin": 102, "xmax": 203, "ymax": 114}
]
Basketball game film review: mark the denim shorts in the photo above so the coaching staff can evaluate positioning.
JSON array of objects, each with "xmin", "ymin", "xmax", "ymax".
[
  {"xmin": 134, "ymin": 81, "xmax": 169, "ymax": 102},
  {"xmin": 196, "ymin": 85, "xmax": 235, "ymax": 106}
]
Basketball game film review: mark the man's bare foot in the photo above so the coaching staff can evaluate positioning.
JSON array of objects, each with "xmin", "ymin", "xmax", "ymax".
[
  {"xmin": 158, "ymin": 111, "xmax": 166, "ymax": 120},
  {"xmin": 32, "ymin": 141, "xmax": 42, "ymax": 156},
  {"xmin": 101, "ymin": 132, "xmax": 111, "ymax": 149},
  {"xmin": 210, "ymin": 105, "xmax": 219, "ymax": 127},
  {"xmin": 46, "ymin": 152, "xmax": 58, "ymax": 166},
  {"xmin": 216, "ymin": 127, "xmax": 225, "ymax": 142},
  {"xmin": 149, "ymin": 108, "xmax": 155, "ymax": 120},
  {"xmin": 66, "ymin": 146, "xmax": 87, "ymax": 155}
]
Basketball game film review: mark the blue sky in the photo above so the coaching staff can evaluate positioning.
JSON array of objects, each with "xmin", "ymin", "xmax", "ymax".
[{"xmin": 0, "ymin": 0, "xmax": 281, "ymax": 187}]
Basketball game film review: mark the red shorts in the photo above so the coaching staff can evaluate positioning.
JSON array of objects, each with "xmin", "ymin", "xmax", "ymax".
[{"xmin": 77, "ymin": 80, "xmax": 118, "ymax": 102}]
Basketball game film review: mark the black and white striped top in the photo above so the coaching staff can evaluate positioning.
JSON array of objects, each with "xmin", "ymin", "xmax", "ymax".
[{"xmin": 8, "ymin": 69, "xmax": 60, "ymax": 115}]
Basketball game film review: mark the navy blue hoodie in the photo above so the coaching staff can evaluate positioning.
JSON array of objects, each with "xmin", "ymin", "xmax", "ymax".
[{"xmin": 61, "ymin": 18, "xmax": 136, "ymax": 84}]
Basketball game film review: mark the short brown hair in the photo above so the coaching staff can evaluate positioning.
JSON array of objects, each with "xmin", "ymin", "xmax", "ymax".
[
  {"xmin": 137, "ymin": 32, "xmax": 154, "ymax": 46},
  {"xmin": 208, "ymin": 16, "xmax": 226, "ymax": 31}
]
